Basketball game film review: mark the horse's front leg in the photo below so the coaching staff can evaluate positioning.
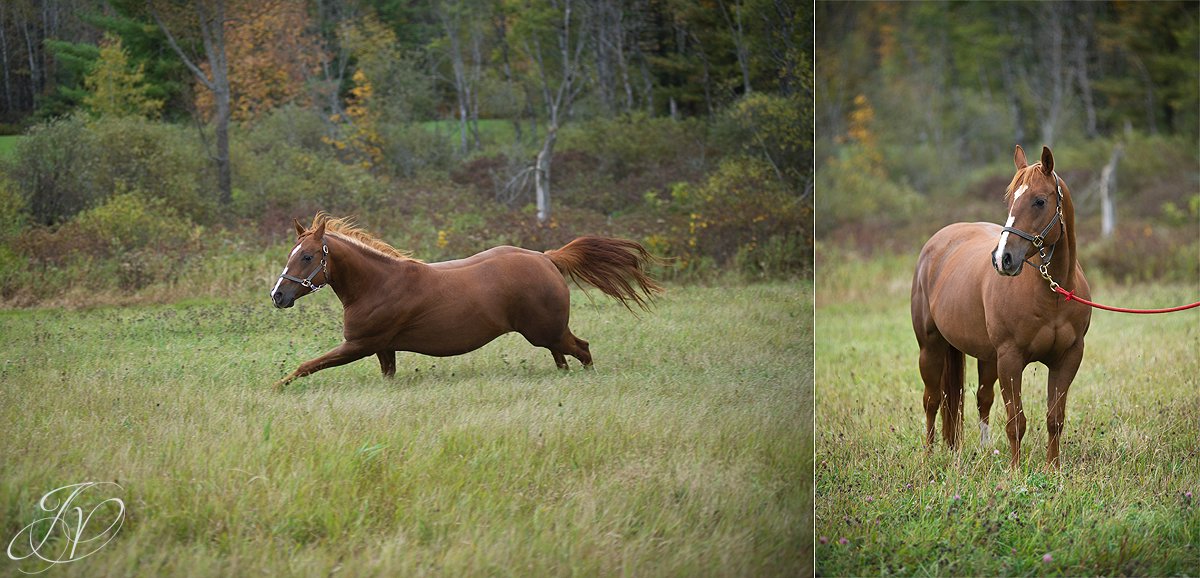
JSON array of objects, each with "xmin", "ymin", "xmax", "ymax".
[
  {"xmin": 377, "ymin": 351, "xmax": 396, "ymax": 378},
  {"xmin": 1046, "ymin": 343, "xmax": 1085, "ymax": 469},
  {"xmin": 996, "ymin": 351, "xmax": 1027, "ymax": 470},
  {"xmin": 275, "ymin": 341, "xmax": 374, "ymax": 391},
  {"xmin": 977, "ymin": 359, "xmax": 998, "ymax": 447}
]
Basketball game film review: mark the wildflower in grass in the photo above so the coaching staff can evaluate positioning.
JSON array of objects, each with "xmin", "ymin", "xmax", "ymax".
[
  {"xmin": 993, "ymin": 449, "xmax": 1000, "ymax": 456},
  {"xmin": 1186, "ymin": 490, "xmax": 1193, "ymax": 499},
  {"xmin": 1043, "ymin": 553, "xmax": 1053, "ymax": 563},
  {"xmin": 865, "ymin": 495, "xmax": 874, "ymax": 503},
  {"xmin": 905, "ymin": 483, "xmax": 912, "ymax": 491},
  {"xmin": 820, "ymin": 536, "xmax": 829, "ymax": 545},
  {"xmin": 838, "ymin": 537, "xmax": 849, "ymax": 545},
  {"xmin": 953, "ymin": 494, "xmax": 961, "ymax": 501}
]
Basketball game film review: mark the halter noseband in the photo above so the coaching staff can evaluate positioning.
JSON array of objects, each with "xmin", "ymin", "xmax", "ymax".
[
  {"xmin": 1001, "ymin": 170, "xmax": 1065, "ymax": 289},
  {"xmin": 278, "ymin": 242, "xmax": 330, "ymax": 293}
]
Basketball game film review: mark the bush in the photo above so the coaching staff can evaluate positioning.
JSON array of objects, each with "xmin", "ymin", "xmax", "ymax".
[
  {"xmin": 68, "ymin": 193, "xmax": 198, "ymax": 256},
  {"xmin": 659, "ymin": 156, "xmax": 811, "ymax": 277},
  {"xmin": 556, "ymin": 113, "xmax": 709, "ymax": 214},
  {"xmin": 88, "ymin": 116, "xmax": 215, "ymax": 223},
  {"xmin": 1082, "ymin": 222, "xmax": 1199, "ymax": 284},
  {"xmin": 5, "ymin": 193, "xmax": 200, "ymax": 297},
  {"xmin": 378, "ymin": 122, "xmax": 454, "ymax": 179},
  {"xmin": 712, "ymin": 93, "xmax": 811, "ymax": 195},
  {"xmin": 6, "ymin": 116, "xmax": 104, "ymax": 225},
  {"xmin": 241, "ymin": 105, "xmax": 334, "ymax": 155},
  {"xmin": 232, "ymin": 142, "xmax": 389, "ymax": 219},
  {"xmin": 816, "ymin": 143, "xmax": 921, "ymax": 234},
  {"xmin": 7, "ymin": 115, "xmax": 215, "ymax": 226}
]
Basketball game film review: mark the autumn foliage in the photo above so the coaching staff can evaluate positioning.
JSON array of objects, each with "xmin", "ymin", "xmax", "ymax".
[{"xmin": 194, "ymin": 1, "xmax": 322, "ymax": 122}]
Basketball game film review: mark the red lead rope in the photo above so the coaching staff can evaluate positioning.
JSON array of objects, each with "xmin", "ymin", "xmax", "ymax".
[{"xmin": 1053, "ymin": 286, "xmax": 1200, "ymax": 314}]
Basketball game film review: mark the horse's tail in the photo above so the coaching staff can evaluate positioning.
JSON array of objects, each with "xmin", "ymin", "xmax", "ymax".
[
  {"xmin": 545, "ymin": 236, "xmax": 664, "ymax": 312},
  {"xmin": 941, "ymin": 348, "xmax": 965, "ymax": 448}
]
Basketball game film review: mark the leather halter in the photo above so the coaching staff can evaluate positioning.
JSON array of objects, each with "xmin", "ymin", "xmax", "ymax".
[
  {"xmin": 278, "ymin": 242, "xmax": 330, "ymax": 292},
  {"xmin": 1002, "ymin": 170, "xmax": 1065, "ymax": 288}
]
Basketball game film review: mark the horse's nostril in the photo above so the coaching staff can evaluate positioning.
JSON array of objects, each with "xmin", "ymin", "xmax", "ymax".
[
  {"xmin": 272, "ymin": 292, "xmax": 283, "ymax": 306},
  {"xmin": 1002, "ymin": 253, "xmax": 1012, "ymax": 268}
]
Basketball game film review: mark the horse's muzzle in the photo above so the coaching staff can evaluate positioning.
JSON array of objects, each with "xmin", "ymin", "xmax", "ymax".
[
  {"xmin": 272, "ymin": 291, "xmax": 295, "ymax": 309},
  {"xmin": 992, "ymin": 246, "xmax": 1024, "ymax": 277}
]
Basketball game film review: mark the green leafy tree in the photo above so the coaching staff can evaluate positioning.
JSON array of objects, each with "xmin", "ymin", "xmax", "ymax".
[{"xmin": 83, "ymin": 34, "xmax": 163, "ymax": 119}]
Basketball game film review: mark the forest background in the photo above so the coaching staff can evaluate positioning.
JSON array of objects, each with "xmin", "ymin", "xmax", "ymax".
[
  {"xmin": 0, "ymin": 0, "xmax": 809, "ymax": 306},
  {"xmin": 817, "ymin": 1, "xmax": 1198, "ymax": 281}
]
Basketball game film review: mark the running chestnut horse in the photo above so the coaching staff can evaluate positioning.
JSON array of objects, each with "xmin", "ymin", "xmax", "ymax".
[
  {"xmin": 911, "ymin": 145, "xmax": 1091, "ymax": 469},
  {"xmin": 270, "ymin": 214, "xmax": 662, "ymax": 389}
]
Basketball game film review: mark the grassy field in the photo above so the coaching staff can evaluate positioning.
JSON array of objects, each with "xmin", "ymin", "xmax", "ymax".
[
  {"xmin": 815, "ymin": 249, "xmax": 1199, "ymax": 576},
  {"xmin": 0, "ymin": 281, "xmax": 811, "ymax": 576},
  {"xmin": 0, "ymin": 135, "xmax": 18, "ymax": 159}
]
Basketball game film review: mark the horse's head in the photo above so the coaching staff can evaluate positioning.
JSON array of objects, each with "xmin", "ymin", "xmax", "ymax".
[
  {"xmin": 271, "ymin": 218, "xmax": 330, "ymax": 308},
  {"xmin": 992, "ymin": 145, "xmax": 1065, "ymax": 277}
]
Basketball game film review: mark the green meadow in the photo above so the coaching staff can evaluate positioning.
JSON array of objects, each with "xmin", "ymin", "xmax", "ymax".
[
  {"xmin": 0, "ymin": 281, "xmax": 811, "ymax": 577},
  {"xmin": 815, "ymin": 251, "xmax": 1199, "ymax": 576},
  {"xmin": 0, "ymin": 135, "xmax": 18, "ymax": 159}
]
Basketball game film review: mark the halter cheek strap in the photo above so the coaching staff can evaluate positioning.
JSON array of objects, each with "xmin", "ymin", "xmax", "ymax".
[{"xmin": 279, "ymin": 243, "xmax": 330, "ymax": 292}]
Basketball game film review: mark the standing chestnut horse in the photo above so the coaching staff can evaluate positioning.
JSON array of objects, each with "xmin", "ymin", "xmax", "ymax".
[
  {"xmin": 911, "ymin": 145, "xmax": 1091, "ymax": 469},
  {"xmin": 270, "ymin": 214, "xmax": 662, "ymax": 389}
]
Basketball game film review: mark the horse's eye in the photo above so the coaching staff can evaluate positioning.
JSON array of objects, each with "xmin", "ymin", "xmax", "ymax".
[
  {"xmin": 1034, "ymin": 198, "xmax": 1046, "ymax": 208},
  {"xmin": 302, "ymin": 255, "xmax": 313, "ymax": 262}
]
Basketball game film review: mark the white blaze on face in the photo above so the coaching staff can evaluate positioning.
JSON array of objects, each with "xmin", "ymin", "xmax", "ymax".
[
  {"xmin": 994, "ymin": 184, "xmax": 1028, "ymax": 264},
  {"xmin": 271, "ymin": 243, "xmax": 303, "ymax": 295}
]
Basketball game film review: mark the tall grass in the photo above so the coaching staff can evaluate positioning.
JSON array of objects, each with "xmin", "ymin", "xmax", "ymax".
[
  {"xmin": 815, "ymin": 247, "xmax": 1199, "ymax": 575},
  {"xmin": 0, "ymin": 281, "xmax": 811, "ymax": 576}
]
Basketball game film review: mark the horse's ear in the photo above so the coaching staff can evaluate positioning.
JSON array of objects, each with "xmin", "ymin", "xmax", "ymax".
[
  {"xmin": 1040, "ymin": 146, "xmax": 1054, "ymax": 175},
  {"xmin": 1013, "ymin": 145, "xmax": 1028, "ymax": 170},
  {"xmin": 313, "ymin": 218, "xmax": 327, "ymax": 240},
  {"xmin": 293, "ymin": 219, "xmax": 306, "ymax": 237}
]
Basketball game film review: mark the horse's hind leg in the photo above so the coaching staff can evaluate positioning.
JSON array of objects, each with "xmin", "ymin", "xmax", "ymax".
[
  {"xmin": 918, "ymin": 343, "xmax": 948, "ymax": 449},
  {"xmin": 977, "ymin": 359, "xmax": 998, "ymax": 447},
  {"xmin": 377, "ymin": 351, "xmax": 396, "ymax": 378},
  {"xmin": 547, "ymin": 331, "xmax": 591, "ymax": 370}
]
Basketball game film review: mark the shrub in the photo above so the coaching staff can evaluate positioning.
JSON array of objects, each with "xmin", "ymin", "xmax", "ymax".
[
  {"xmin": 232, "ymin": 142, "xmax": 389, "ymax": 219},
  {"xmin": 67, "ymin": 192, "xmax": 198, "ymax": 257},
  {"xmin": 561, "ymin": 113, "xmax": 706, "ymax": 180},
  {"xmin": 7, "ymin": 116, "xmax": 104, "ymax": 225},
  {"xmin": 378, "ymin": 122, "xmax": 454, "ymax": 179},
  {"xmin": 242, "ymin": 105, "xmax": 334, "ymax": 155},
  {"xmin": 662, "ymin": 155, "xmax": 812, "ymax": 277},
  {"xmin": 7, "ymin": 115, "xmax": 215, "ymax": 226},
  {"xmin": 816, "ymin": 142, "xmax": 921, "ymax": 235},
  {"xmin": 712, "ymin": 92, "xmax": 811, "ymax": 195},
  {"xmin": 87, "ymin": 116, "xmax": 215, "ymax": 223}
]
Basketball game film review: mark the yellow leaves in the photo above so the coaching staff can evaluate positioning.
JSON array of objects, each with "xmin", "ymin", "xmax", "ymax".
[
  {"xmin": 436, "ymin": 230, "xmax": 449, "ymax": 249},
  {"xmin": 324, "ymin": 66, "xmax": 383, "ymax": 170},
  {"xmin": 83, "ymin": 33, "xmax": 163, "ymax": 120},
  {"xmin": 193, "ymin": 1, "xmax": 323, "ymax": 122},
  {"xmin": 847, "ymin": 94, "xmax": 877, "ymax": 148}
]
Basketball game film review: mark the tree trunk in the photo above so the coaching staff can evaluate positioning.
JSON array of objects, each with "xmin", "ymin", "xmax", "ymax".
[
  {"xmin": 1099, "ymin": 143, "xmax": 1123, "ymax": 238},
  {"xmin": 1073, "ymin": 7, "xmax": 1098, "ymax": 139},
  {"xmin": 152, "ymin": 0, "xmax": 234, "ymax": 206},
  {"xmin": 0, "ymin": 4, "xmax": 12, "ymax": 114},
  {"xmin": 535, "ymin": 126, "xmax": 557, "ymax": 224},
  {"xmin": 717, "ymin": 0, "xmax": 752, "ymax": 95}
]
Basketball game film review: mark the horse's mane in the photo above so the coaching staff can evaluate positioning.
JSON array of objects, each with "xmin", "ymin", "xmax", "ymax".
[
  {"xmin": 1004, "ymin": 163, "xmax": 1053, "ymax": 205},
  {"xmin": 310, "ymin": 212, "xmax": 420, "ymax": 263}
]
